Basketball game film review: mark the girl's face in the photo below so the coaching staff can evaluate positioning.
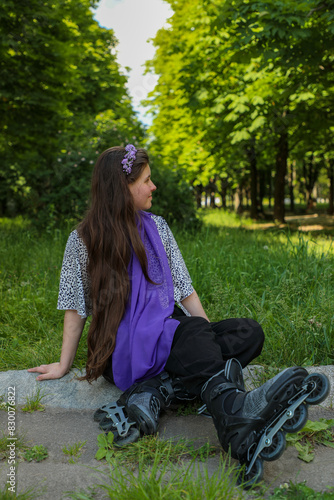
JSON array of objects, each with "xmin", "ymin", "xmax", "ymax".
[{"xmin": 128, "ymin": 164, "xmax": 157, "ymax": 211}]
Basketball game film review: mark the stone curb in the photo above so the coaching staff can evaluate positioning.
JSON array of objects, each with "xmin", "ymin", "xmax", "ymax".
[{"xmin": 0, "ymin": 365, "xmax": 333, "ymax": 409}]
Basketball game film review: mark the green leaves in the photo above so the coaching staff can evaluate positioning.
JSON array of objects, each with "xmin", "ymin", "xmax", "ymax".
[
  {"xmin": 248, "ymin": 116, "xmax": 266, "ymax": 133},
  {"xmin": 95, "ymin": 432, "xmax": 115, "ymax": 462},
  {"xmin": 286, "ymin": 418, "xmax": 334, "ymax": 463},
  {"xmin": 294, "ymin": 440, "xmax": 315, "ymax": 463},
  {"xmin": 0, "ymin": 0, "xmax": 144, "ymax": 224},
  {"xmin": 24, "ymin": 444, "xmax": 48, "ymax": 462},
  {"xmin": 146, "ymin": 0, "xmax": 334, "ymax": 221},
  {"xmin": 230, "ymin": 130, "xmax": 251, "ymax": 144}
]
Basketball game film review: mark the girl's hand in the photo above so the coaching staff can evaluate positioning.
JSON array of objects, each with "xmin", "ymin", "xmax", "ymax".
[
  {"xmin": 27, "ymin": 363, "xmax": 68, "ymax": 381},
  {"xmin": 28, "ymin": 310, "xmax": 86, "ymax": 381}
]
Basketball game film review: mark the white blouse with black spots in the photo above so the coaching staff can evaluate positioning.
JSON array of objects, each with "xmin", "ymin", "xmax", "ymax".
[{"xmin": 57, "ymin": 214, "xmax": 194, "ymax": 318}]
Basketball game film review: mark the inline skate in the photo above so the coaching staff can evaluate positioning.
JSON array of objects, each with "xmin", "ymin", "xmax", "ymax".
[
  {"xmin": 94, "ymin": 371, "xmax": 195, "ymax": 446},
  {"xmin": 201, "ymin": 361, "xmax": 330, "ymax": 487}
]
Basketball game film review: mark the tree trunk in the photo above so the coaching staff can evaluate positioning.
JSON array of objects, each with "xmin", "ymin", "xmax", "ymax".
[
  {"xmin": 274, "ymin": 131, "xmax": 288, "ymax": 223},
  {"xmin": 194, "ymin": 184, "xmax": 202, "ymax": 209},
  {"xmin": 289, "ymin": 161, "xmax": 295, "ymax": 212},
  {"xmin": 204, "ymin": 189, "xmax": 208, "ymax": 208},
  {"xmin": 245, "ymin": 189, "xmax": 250, "ymax": 209},
  {"xmin": 208, "ymin": 179, "xmax": 217, "ymax": 208},
  {"xmin": 246, "ymin": 142, "xmax": 258, "ymax": 218},
  {"xmin": 219, "ymin": 179, "xmax": 227, "ymax": 209},
  {"xmin": 303, "ymin": 154, "xmax": 321, "ymax": 206},
  {"xmin": 328, "ymin": 159, "xmax": 334, "ymax": 215},
  {"xmin": 258, "ymin": 169, "xmax": 265, "ymax": 214},
  {"xmin": 268, "ymin": 168, "xmax": 272, "ymax": 209},
  {"xmin": 235, "ymin": 187, "xmax": 244, "ymax": 213}
]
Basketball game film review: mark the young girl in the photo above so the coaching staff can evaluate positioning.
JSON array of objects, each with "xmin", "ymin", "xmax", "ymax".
[{"xmin": 29, "ymin": 145, "xmax": 316, "ymax": 483}]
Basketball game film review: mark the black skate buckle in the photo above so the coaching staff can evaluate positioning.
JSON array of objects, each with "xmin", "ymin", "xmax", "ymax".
[
  {"xmin": 159, "ymin": 372, "xmax": 174, "ymax": 404},
  {"xmin": 211, "ymin": 382, "xmax": 236, "ymax": 399},
  {"xmin": 101, "ymin": 402, "xmax": 136, "ymax": 438}
]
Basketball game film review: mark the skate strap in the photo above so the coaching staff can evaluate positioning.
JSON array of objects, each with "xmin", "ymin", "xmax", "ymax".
[
  {"xmin": 200, "ymin": 369, "xmax": 226, "ymax": 399},
  {"xmin": 123, "ymin": 372, "xmax": 175, "ymax": 408},
  {"xmin": 210, "ymin": 382, "xmax": 237, "ymax": 400},
  {"xmin": 197, "ymin": 404, "xmax": 212, "ymax": 417},
  {"xmin": 225, "ymin": 358, "xmax": 245, "ymax": 391},
  {"xmin": 230, "ymin": 392, "xmax": 246, "ymax": 414},
  {"xmin": 173, "ymin": 378, "xmax": 197, "ymax": 401},
  {"xmin": 158, "ymin": 372, "xmax": 175, "ymax": 405}
]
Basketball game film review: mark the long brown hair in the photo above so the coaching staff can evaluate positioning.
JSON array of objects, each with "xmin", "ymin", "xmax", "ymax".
[{"xmin": 77, "ymin": 146, "xmax": 150, "ymax": 382}]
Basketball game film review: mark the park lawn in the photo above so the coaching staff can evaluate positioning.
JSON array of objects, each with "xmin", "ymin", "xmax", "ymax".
[{"xmin": 0, "ymin": 211, "xmax": 333, "ymax": 372}]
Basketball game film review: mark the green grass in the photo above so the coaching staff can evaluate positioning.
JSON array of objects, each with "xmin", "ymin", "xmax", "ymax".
[
  {"xmin": 174, "ymin": 210, "xmax": 334, "ymax": 368},
  {"xmin": 68, "ymin": 440, "xmax": 250, "ymax": 500},
  {"xmin": 0, "ymin": 211, "xmax": 333, "ymax": 371},
  {"xmin": 0, "ymin": 431, "xmax": 28, "ymax": 461},
  {"xmin": 270, "ymin": 482, "xmax": 334, "ymax": 499},
  {"xmin": 0, "ymin": 218, "xmax": 89, "ymax": 371},
  {"xmin": 95, "ymin": 432, "xmax": 218, "ymax": 466},
  {"xmin": 0, "ymin": 487, "xmax": 37, "ymax": 500},
  {"xmin": 62, "ymin": 440, "xmax": 87, "ymax": 463},
  {"xmin": 67, "ymin": 435, "xmax": 334, "ymax": 500},
  {"xmin": 21, "ymin": 387, "xmax": 47, "ymax": 412}
]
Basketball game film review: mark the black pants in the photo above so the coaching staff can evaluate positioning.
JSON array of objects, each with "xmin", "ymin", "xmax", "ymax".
[
  {"xmin": 164, "ymin": 306, "xmax": 264, "ymax": 396},
  {"xmin": 103, "ymin": 306, "xmax": 264, "ymax": 394}
]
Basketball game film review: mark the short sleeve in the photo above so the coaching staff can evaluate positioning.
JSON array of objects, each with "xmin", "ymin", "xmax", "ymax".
[
  {"xmin": 57, "ymin": 230, "xmax": 92, "ymax": 318},
  {"xmin": 151, "ymin": 215, "xmax": 194, "ymax": 312}
]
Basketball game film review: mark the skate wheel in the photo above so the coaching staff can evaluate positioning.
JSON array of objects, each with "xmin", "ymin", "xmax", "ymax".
[
  {"xmin": 305, "ymin": 373, "xmax": 330, "ymax": 405},
  {"xmin": 94, "ymin": 407, "xmax": 108, "ymax": 422},
  {"xmin": 260, "ymin": 430, "xmax": 286, "ymax": 461},
  {"xmin": 127, "ymin": 405, "xmax": 158, "ymax": 435},
  {"xmin": 99, "ymin": 414, "xmax": 124, "ymax": 432},
  {"xmin": 282, "ymin": 403, "xmax": 308, "ymax": 433},
  {"xmin": 237, "ymin": 457, "xmax": 263, "ymax": 489},
  {"xmin": 113, "ymin": 427, "xmax": 140, "ymax": 448}
]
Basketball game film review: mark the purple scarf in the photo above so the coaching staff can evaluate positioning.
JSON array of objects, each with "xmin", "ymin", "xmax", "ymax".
[{"xmin": 112, "ymin": 212, "xmax": 180, "ymax": 391}]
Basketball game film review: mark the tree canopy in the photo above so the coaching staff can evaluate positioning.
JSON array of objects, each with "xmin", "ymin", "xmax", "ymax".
[
  {"xmin": 146, "ymin": 0, "xmax": 334, "ymax": 220},
  {"xmin": 1, "ymin": 0, "xmax": 333, "ymax": 224},
  {"xmin": 0, "ymin": 0, "xmax": 144, "ymax": 222}
]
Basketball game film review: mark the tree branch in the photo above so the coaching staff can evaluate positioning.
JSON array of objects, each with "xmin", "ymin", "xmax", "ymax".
[{"xmin": 307, "ymin": 3, "xmax": 328, "ymax": 18}]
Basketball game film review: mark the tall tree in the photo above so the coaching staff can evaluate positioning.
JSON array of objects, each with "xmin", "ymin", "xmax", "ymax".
[
  {"xmin": 0, "ymin": 0, "xmax": 143, "ymax": 219},
  {"xmin": 147, "ymin": 0, "xmax": 334, "ymax": 220}
]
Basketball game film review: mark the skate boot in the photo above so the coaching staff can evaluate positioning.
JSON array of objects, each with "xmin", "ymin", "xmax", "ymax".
[
  {"xmin": 201, "ymin": 363, "xmax": 330, "ymax": 487},
  {"xmin": 94, "ymin": 371, "xmax": 175, "ymax": 447},
  {"xmin": 171, "ymin": 377, "xmax": 198, "ymax": 402},
  {"xmin": 198, "ymin": 358, "xmax": 245, "ymax": 416}
]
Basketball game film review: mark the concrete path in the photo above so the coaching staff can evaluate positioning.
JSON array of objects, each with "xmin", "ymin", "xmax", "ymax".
[{"xmin": 0, "ymin": 366, "xmax": 333, "ymax": 499}]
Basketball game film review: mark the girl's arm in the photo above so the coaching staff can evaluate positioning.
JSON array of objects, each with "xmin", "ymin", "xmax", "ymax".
[
  {"xmin": 28, "ymin": 310, "xmax": 86, "ymax": 381},
  {"xmin": 181, "ymin": 290, "xmax": 210, "ymax": 321}
]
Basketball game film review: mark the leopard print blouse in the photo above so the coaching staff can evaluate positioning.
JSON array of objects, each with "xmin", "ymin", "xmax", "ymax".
[{"xmin": 57, "ymin": 214, "xmax": 193, "ymax": 318}]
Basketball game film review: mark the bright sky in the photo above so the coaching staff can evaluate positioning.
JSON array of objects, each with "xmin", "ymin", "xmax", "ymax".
[{"xmin": 93, "ymin": 0, "xmax": 173, "ymax": 125}]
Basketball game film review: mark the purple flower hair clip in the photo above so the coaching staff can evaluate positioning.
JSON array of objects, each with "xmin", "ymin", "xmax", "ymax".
[{"xmin": 121, "ymin": 144, "xmax": 137, "ymax": 175}]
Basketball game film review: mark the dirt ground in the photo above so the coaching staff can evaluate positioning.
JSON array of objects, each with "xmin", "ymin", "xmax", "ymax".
[{"xmin": 248, "ymin": 213, "xmax": 334, "ymax": 233}]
